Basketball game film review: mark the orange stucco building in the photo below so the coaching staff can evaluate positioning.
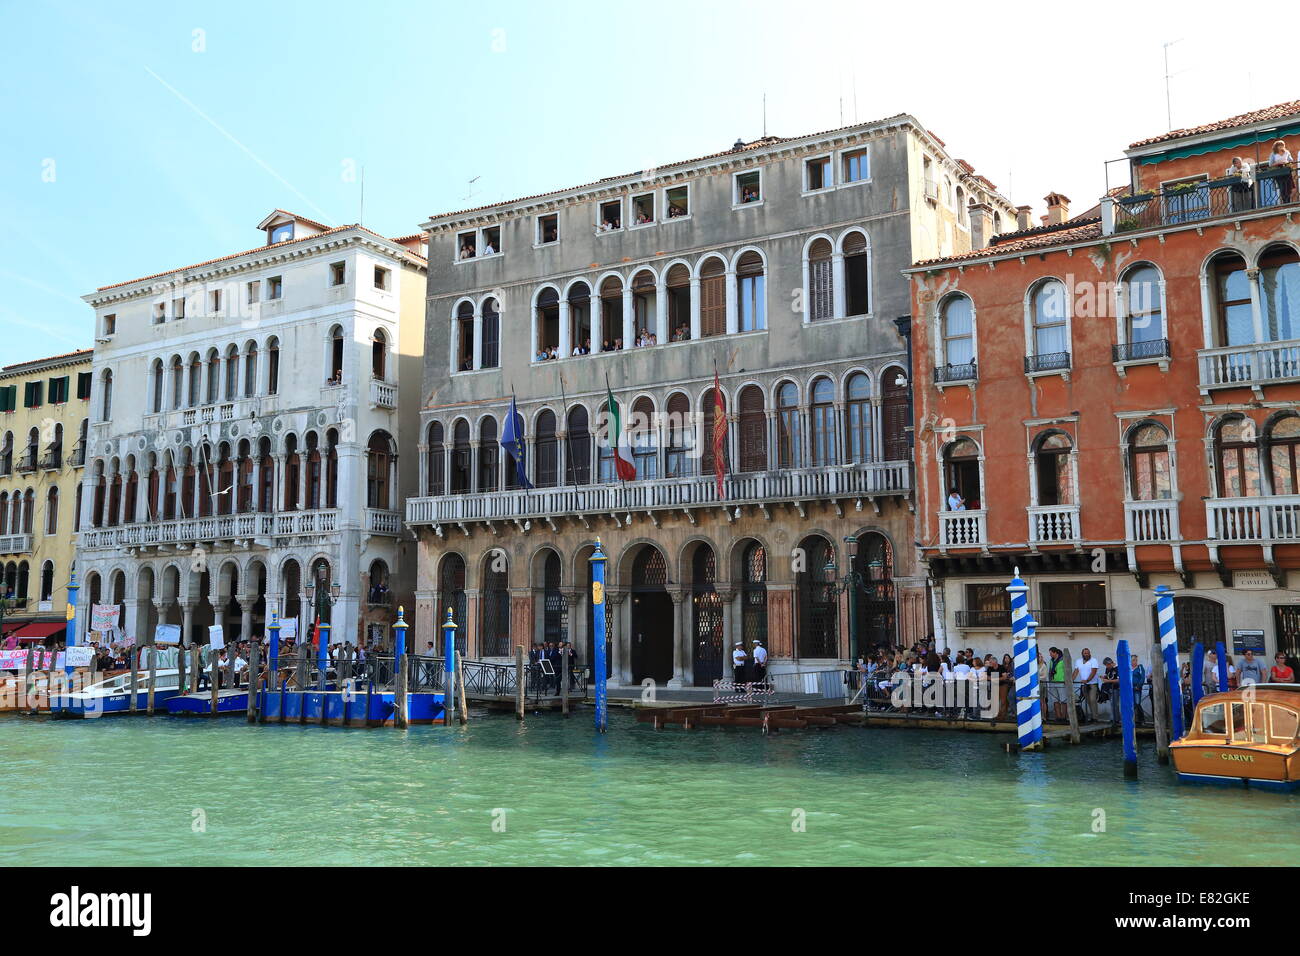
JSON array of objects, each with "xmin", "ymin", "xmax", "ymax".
[{"xmin": 905, "ymin": 100, "xmax": 1300, "ymax": 665}]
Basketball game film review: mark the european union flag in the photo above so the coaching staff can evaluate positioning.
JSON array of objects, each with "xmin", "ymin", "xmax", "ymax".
[{"xmin": 500, "ymin": 392, "xmax": 533, "ymax": 490}]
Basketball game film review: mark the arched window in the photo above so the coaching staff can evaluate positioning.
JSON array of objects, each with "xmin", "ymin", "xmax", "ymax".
[
  {"xmin": 204, "ymin": 349, "xmax": 220, "ymax": 403},
  {"xmin": 1122, "ymin": 265, "xmax": 1165, "ymax": 353},
  {"xmin": 171, "ymin": 356, "xmax": 184, "ymax": 409},
  {"xmin": 776, "ymin": 382, "xmax": 801, "ymax": 468},
  {"xmin": 244, "ymin": 342, "xmax": 258, "ymax": 397},
  {"xmin": 737, "ymin": 251, "xmax": 766, "ymax": 332},
  {"xmin": 939, "ymin": 294, "xmax": 975, "ymax": 377},
  {"xmin": 738, "ymin": 385, "xmax": 766, "ymax": 472},
  {"xmin": 0, "ymin": 493, "xmax": 7, "ymax": 534},
  {"xmin": 184, "ymin": 353, "xmax": 199, "ymax": 407},
  {"xmin": 258, "ymin": 439, "xmax": 274, "ymax": 511},
  {"xmin": 224, "ymin": 345, "xmax": 239, "ymax": 399},
  {"xmin": 536, "ymin": 289, "xmax": 560, "ymax": 357},
  {"xmin": 1216, "ymin": 416, "xmax": 1262, "ymax": 498},
  {"xmin": 632, "ymin": 396, "xmax": 657, "ymax": 478},
  {"xmin": 478, "ymin": 417, "xmax": 498, "ymax": 492},
  {"xmin": 438, "ymin": 554, "xmax": 468, "ymax": 654},
  {"xmin": 450, "ymin": 419, "xmax": 471, "ymax": 493},
  {"xmin": 597, "ymin": 278, "xmax": 621, "ymax": 350},
  {"xmin": 542, "ymin": 550, "xmax": 567, "ymax": 645},
  {"xmin": 367, "ymin": 432, "xmax": 392, "ymax": 509},
  {"xmin": 844, "ymin": 231, "xmax": 870, "ymax": 316},
  {"xmin": 481, "ymin": 298, "xmax": 500, "ymax": 369},
  {"xmin": 741, "ymin": 542, "xmax": 767, "ymax": 651},
  {"xmin": 691, "ymin": 545, "xmax": 722, "ymax": 685},
  {"xmin": 303, "ymin": 436, "xmax": 320, "ymax": 511},
  {"xmin": 700, "ymin": 258, "xmax": 726, "ymax": 338},
  {"xmin": 881, "ymin": 366, "xmax": 909, "ymax": 462},
  {"xmin": 283, "ymin": 436, "xmax": 300, "ymax": 511},
  {"xmin": 479, "ymin": 555, "xmax": 508, "ymax": 657},
  {"xmin": 456, "ymin": 302, "xmax": 474, "ymax": 371},
  {"xmin": 328, "ymin": 326, "xmax": 344, "ymax": 384},
  {"xmin": 666, "ymin": 264, "xmax": 692, "ymax": 340},
  {"xmin": 535, "ymin": 410, "xmax": 558, "ymax": 487},
  {"xmin": 426, "ymin": 422, "xmax": 446, "ymax": 496},
  {"xmin": 0, "ymin": 433, "xmax": 9, "ymax": 475},
  {"xmin": 1212, "ymin": 252, "xmax": 1252, "ymax": 347},
  {"xmin": 1028, "ymin": 279, "xmax": 1069, "ymax": 368},
  {"xmin": 944, "ymin": 437, "xmax": 981, "ymax": 510},
  {"xmin": 372, "ymin": 329, "xmax": 387, "ymax": 380},
  {"xmin": 21, "ymin": 489, "xmax": 34, "ymax": 534},
  {"xmin": 1259, "ymin": 244, "xmax": 1300, "ymax": 342},
  {"xmin": 100, "ymin": 370, "xmax": 114, "ymax": 421},
  {"xmin": 39, "ymin": 560, "xmax": 53, "ymax": 602},
  {"xmin": 45, "ymin": 487, "xmax": 57, "ymax": 535},
  {"xmin": 1269, "ymin": 415, "xmax": 1300, "ymax": 495},
  {"xmin": 796, "ymin": 536, "xmax": 837, "ymax": 659},
  {"xmin": 809, "ymin": 377, "xmax": 837, "ymax": 466},
  {"xmin": 631, "ymin": 271, "xmax": 656, "ymax": 344},
  {"xmin": 845, "ymin": 373, "xmax": 872, "ymax": 464},
  {"xmin": 237, "ymin": 441, "xmax": 254, "ymax": 512},
  {"xmin": 807, "ymin": 238, "xmax": 833, "ymax": 321},
  {"xmin": 567, "ymin": 406, "xmax": 590, "ymax": 485},
  {"xmin": 664, "ymin": 392, "xmax": 691, "ymax": 478},
  {"xmin": 1033, "ymin": 431, "xmax": 1074, "ymax": 506},
  {"xmin": 1129, "ymin": 423, "xmax": 1172, "ymax": 500},
  {"xmin": 266, "ymin": 337, "xmax": 280, "ymax": 395},
  {"xmin": 151, "ymin": 360, "xmax": 165, "ymax": 413},
  {"xmin": 566, "ymin": 283, "xmax": 592, "ymax": 356}
]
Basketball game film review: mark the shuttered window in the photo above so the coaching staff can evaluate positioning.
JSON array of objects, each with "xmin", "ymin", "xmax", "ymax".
[
  {"xmin": 0, "ymin": 385, "xmax": 15, "ymax": 412},
  {"xmin": 23, "ymin": 381, "xmax": 42, "ymax": 408},
  {"xmin": 808, "ymin": 239, "xmax": 833, "ymax": 321},
  {"xmin": 700, "ymin": 258, "xmax": 726, "ymax": 338},
  {"xmin": 738, "ymin": 385, "xmax": 767, "ymax": 472},
  {"xmin": 844, "ymin": 232, "xmax": 870, "ymax": 316}
]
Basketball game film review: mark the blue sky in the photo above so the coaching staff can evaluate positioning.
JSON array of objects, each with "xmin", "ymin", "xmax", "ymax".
[{"xmin": 2, "ymin": 0, "xmax": 1296, "ymax": 365}]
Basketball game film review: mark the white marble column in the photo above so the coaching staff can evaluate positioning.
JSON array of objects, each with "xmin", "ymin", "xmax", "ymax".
[
  {"xmin": 689, "ymin": 278, "xmax": 702, "ymax": 340},
  {"xmin": 725, "ymin": 270, "xmax": 738, "ymax": 335},
  {"xmin": 832, "ymin": 251, "xmax": 846, "ymax": 318}
]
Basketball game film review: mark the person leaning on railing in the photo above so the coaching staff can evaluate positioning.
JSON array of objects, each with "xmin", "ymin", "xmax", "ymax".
[{"xmin": 1270, "ymin": 140, "xmax": 1295, "ymax": 204}]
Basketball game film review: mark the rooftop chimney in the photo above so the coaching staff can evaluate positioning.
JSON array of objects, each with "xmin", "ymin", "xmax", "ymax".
[
  {"xmin": 1016, "ymin": 205, "xmax": 1032, "ymax": 231},
  {"xmin": 968, "ymin": 202, "xmax": 994, "ymax": 250},
  {"xmin": 1045, "ymin": 192, "xmax": 1071, "ymax": 226}
]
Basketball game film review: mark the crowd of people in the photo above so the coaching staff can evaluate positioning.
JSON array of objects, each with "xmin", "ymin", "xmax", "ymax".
[{"xmin": 528, "ymin": 641, "xmax": 580, "ymax": 694}]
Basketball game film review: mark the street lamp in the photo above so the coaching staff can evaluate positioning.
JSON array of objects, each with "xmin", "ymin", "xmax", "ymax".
[
  {"xmin": 303, "ymin": 573, "xmax": 340, "ymax": 689},
  {"xmin": 823, "ymin": 535, "xmax": 865, "ymax": 663}
]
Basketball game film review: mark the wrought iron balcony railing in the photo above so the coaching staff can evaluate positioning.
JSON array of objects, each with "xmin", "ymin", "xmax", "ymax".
[
  {"xmin": 934, "ymin": 361, "xmax": 977, "ymax": 385},
  {"xmin": 1114, "ymin": 165, "xmax": 1299, "ymax": 232},
  {"xmin": 955, "ymin": 608, "xmax": 1115, "ymax": 629},
  {"xmin": 1024, "ymin": 352, "xmax": 1071, "ymax": 374},
  {"xmin": 1112, "ymin": 338, "xmax": 1170, "ymax": 363}
]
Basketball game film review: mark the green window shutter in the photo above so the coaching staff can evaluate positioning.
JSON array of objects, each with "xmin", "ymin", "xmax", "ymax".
[
  {"xmin": 0, "ymin": 386, "xmax": 12, "ymax": 412},
  {"xmin": 76, "ymin": 371, "xmax": 92, "ymax": 400}
]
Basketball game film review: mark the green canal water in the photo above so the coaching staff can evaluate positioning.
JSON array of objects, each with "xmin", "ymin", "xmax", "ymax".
[{"xmin": 2, "ymin": 710, "xmax": 1295, "ymax": 866}]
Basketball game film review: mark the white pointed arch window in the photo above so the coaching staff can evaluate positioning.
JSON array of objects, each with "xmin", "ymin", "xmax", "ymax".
[{"xmin": 1025, "ymin": 279, "xmax": 1071, "ymax": 374}]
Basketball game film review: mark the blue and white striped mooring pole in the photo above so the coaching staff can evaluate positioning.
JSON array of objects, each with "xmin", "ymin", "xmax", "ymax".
[
  {"xmin": 1154, "ymin": 585, "xmax": 1184, "ymax": 740},
  {"xmin": 1116, "ymin": 638, "xmax": 1138, "ymax": 779},
  {"xmin": 1007, "ymin": 568, "xmax": 1042, "ymax": 751},
  {"xmin": 442, "ymin": 606, "xmax": 457, "ymax": 725},
  {"xmin": 590, "ymin": 538, "xmax": 608, "ymax": 734}
]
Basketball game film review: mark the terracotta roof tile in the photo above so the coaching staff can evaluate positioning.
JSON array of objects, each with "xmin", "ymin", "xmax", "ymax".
[
  {"xmin": 1129, "ymin": 99, "xmax": 1300, "ymax": 149},
  {"xmin": 2, "ymin": 348, "xmax": 94, "ymax": 373},
  {"xmin": 912, "ymin": 218, "xmax": 1103, "ymax": 268}
]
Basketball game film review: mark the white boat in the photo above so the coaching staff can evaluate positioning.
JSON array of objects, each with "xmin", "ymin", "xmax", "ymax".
[{"xmin": 51, "ymin": 669, "xmax": 182, "ymax": 718}]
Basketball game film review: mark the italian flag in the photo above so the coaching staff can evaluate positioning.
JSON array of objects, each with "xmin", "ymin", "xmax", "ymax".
[{"xmin": 605, "ymin": 384, "xmax": 636, "ymax": 480}]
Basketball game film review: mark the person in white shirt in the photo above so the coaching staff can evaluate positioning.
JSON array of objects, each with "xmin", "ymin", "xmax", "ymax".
[
  {"xmin": 232, "ymin": 653, "xmax": 248, "ymax": 688},
  {"xmin": 482, "ymin": 241, "xmax": 495, "ymax": 256},
  {"xmin": 1073, "ymin": 648, "xmax": 1101, "ymax": 722},
  {"xmin": 947, "ymin": 488, "xmax": 966, "ymax": 511},
  {"xmin": 751, "ymin": 640, "xmax": 768, "ymax": 685},
  {"xmin": 731, "ymin": 641, "xmax": 748, "ymax": 686},
  {"xmin": 1270, "ymin": 139, "xmax": 1294, "ymax": 203}
]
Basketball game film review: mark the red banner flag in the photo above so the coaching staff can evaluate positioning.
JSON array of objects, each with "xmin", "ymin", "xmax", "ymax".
[{"xmin": 712, "ymin": 368, "xmax": 728, "ymax": 498}]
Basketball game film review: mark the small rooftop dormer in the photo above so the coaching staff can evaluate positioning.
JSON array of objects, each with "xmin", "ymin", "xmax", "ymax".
[{"xmin": 257, "ymin": 210, "xmax": 329, "ymax": 246}]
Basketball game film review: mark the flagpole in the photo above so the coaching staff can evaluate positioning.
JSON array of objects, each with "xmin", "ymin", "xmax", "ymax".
[
  {"xmin": 558, "ymin": 370, "xmax": 575, "ymax": 488},
  {"xmin": 605, "ymin": 372, "xmax": 626, "ymax": 491}
]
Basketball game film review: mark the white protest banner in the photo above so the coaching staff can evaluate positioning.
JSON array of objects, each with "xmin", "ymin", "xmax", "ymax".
[
  {"xmin": 208, "ymin": 625, "xmax": 225, "ymax": 650},
  {"xmin": 0, "ymin": 649, "xmax": 27, "ymax": 670},
  {"xmin": 278, "ymin": 619, "xmax": 298, "ymax": 642},
  {"xmin": 154, "ymin": 623, "xmax": 182, "ymax": 645},
  {"xmin": 64, "ymin": 646, "xmax": 94, "ymax": 668},
  {"xmin": 90, "ymin": 604, "xmax": 120, "ymax": 633}
]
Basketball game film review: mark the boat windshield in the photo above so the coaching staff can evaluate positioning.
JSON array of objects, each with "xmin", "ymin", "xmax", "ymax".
[
  {"xmin": 1271, "ymin": 705, "xmax": 1299, "ymax": 743},
  {"xmin": 1200, "ymin": 702, "xmax": 1226, "ymax": 736}
]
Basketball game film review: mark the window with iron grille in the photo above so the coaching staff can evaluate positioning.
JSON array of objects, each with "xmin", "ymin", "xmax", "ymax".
[
  {"xmin": 1150, "ymin": 595, "xmax": 1224, "ymax": 654},
  {"xmin": 797, "ymin": 536, "xmax": 838, "ymax": 659},
  {"xmin": 692, "ymin": 547, "xmax": 723, "ymax": 686},
  {"xmin": 543, "ymin": 551, "xmax": 567, "ymax": 645},
  {"xmin": 741, "ymin": 543, "xmax": 768, "ymax": 650},
  {"xmin": 439, "ymin": 554, "xmax": 468, "ymax": 654}
]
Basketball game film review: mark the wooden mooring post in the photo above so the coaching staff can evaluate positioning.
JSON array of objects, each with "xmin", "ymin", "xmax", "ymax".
[
  {"xmin": 246, "ymin": 641, "xmax": 260, "ymax": 723},
  {"xmin": 23, "ymin": 647, "xmax": 33, "ymax": 712},
  {"xmin": 515, "ymin": 645, "xmax": 525, "ymax": 720},
  {"xmin": 1150, "ymin": 641, "xmax": 1170, "ymax": 764},
  {"xmin": 456, "ymin": 656, "xmax": 468, "ymax": 725},
  {"xmin": 561, "ymin": 651, "xmax": 570, "ymax": 717},
  {"xmin": 1065, "ymin": 677, "xmax": 1081, "ymax": 744},
  {"xmin": 177, "ymin": 640, "xmax": 188, "ymax": 697},
  {"xmin": 146, "ymin": 641, "xmax": 157, "ymax": 714},
  {"xmin": 129, "ymin": 646, "xmax": 139, "ymax": 714},
  {"xmin": 394, "ymin": 652, "xmax": 409, "ymax": 730},
  {"xmin": 209, "ymin": 646, "xmax": 219, "ymax": 716}
]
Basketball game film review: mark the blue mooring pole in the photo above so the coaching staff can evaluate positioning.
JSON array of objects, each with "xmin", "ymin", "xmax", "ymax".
[
  {"xmin": 317, "ymin": 618, "xmax": 330, "ymax": 690},
  {"xmin": 1007, "ymin": 567, "xmax": 1042, "ymax": 751},
  {"xmin": 1215, "ymin": 640, "xmax": 1229, "ymax": 692},
  {"xmin": 590, "ymin": 538, "xmax": 608, "ymax": 734},
  {"xmin": 1190, "ymin": 642, "xmax": 1205, "ymax": 709},
  {"xmin": 64, "ymin": 570, "xmax": 80, "ymax": 682},
  {"xmin": 1117, "ymin": 638, "xmax": 1137, "ymax": 779},
  {"xmin": 1154, "ymin": 585, "xmax": 1184, "ymax": 740},
  {"xmin": 442, "ymin": 606, "xmax": 457, "ymax": 726},
  {"xmin": 266, "ymin": 610, "xmax": 281, "ymax": 719}
]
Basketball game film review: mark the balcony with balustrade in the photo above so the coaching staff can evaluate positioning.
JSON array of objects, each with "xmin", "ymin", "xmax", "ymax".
[
  {"xmin": 1027, "ymin": 504, "xmax": 1081, "ymax": 547},
  {"xmin": 937, "ymin": 508, "xmax": 987, "ymax": 551},
  {"xmin": 1199, "ymin": 338, "xmax": 1300, "ymax": 394},
  {"xmin": 0, "ymin": 533, "xmax": 33, "ymax": 555},
  {"xmin": 1205, "ymin": 495, "xmax": 1300, "ymax": 546},
  {"xmin": 1124, "ymin": 498, "xmax": 1180, "ymax": 544},
  {"xmin": 369, "ymin": 379, "xmax": 397, "ymax": 409},
  {"xmin": 407, "ymin": 460, "xmax": 912, "ymax": 533}
]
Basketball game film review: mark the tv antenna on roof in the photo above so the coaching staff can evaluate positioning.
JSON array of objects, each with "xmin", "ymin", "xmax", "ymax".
[
  {"xmin": 463, "ymin": 175, "xmax": 481, "ymax": 203},
  {"xmin": 1163, "ymin": 39, "xmax": 1186, "ymax": 130}
]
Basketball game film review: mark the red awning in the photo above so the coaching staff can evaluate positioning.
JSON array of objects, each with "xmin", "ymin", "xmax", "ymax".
[{"xmin": 8, "ymin": 622, "xmax": 67, "ymax": 642}]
